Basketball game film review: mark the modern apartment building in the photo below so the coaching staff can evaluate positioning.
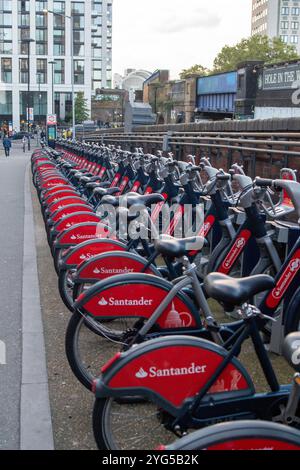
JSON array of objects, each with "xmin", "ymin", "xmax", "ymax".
[
  {"xmin": 0, "ymin": 0, "xmax": 113, "ymax": 130},
  {"xmin": 252, "ymin": 0, "xmax": 300, "ymax": 53}
]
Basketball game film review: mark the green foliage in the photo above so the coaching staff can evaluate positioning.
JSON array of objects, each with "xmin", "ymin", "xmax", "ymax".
[
  {"xmin": 180, "ymin": 64, "xmax": 211, "ymax": 79},
  {"xmin": 213, "ymin": 35, "xmax": 299, "ymax": 73},
  {"xmin": 75, "ymin": 92, "xmax": 90, "ymax": 124}
]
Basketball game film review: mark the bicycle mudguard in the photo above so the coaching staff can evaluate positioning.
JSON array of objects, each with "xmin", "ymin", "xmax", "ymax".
[
  {"xmin": 53, "ymin": 212, "xmax": 103, "ymax": 235},
  {"xmin": 165, "ymin": 420, "xmax": 300, "ymax": 450},
  {"xmin": 75, "ymin": 273, "xmax": 200, "ymax": 329},
  {"xmin": 44, "ymin": 190, "xmax": 79, "ymax": 206},
  {"xmin": 41, "ymin": 177, "xmax": 69, "ymax": 189},
  {"xmin": 94, "ymin": 335, "xmax": 254, "ymax": 413},
  {"xmin": 59, "ymin": 238, "xmax": 127, "ymax": 270},
  {"xmin": 74, "ymin": 251, "xmax": 162, "ymax": 283},
  {"xmin": 47, "ymin": 196, "xmax": 90, "ymax": 214},
  {"xmin": 34, "ymin": 162, "xmax": 56, "ymax": 172},
  {"xmin": 50, "ymin": 204, "xmax": 94, "ymax": 224},
  {"xmin": 41, "ymin": 185, "xmax": 73, "ymax": 199},
  {"xmin": 54, "ymin": 222, "xmax": 112, "ymax": 249}
]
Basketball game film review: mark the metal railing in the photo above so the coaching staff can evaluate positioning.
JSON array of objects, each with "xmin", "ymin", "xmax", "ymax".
[{"xmin": 79, "ymin": 130, "xmax": 300, "ymax": 177}]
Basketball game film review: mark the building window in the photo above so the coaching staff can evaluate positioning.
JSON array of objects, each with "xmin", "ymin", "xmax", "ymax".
[
  {"xmin": 73, "ymin": 29, "xmax": 84, "ymax": 55},
  {"xmin": 1, "ymin": 57, "xmax": 12, "ymax": 82},
  {"xmin": 292, "ymin": 21, "xmax": 299, "ymax": 29},
  {"xmin": 72, "ymin": 2, "xmax": 85, "ymax": 15},
  {"xmin": 19, "ymin": 58, "xmax": 28, "ymax": 83},
  {"xmin": 0, "ymin": 11, "xmax": 11, "ymax": 25},
  {"xmin": 281, "ymin": 35, "xmax": 289, "ymax": 43},
  {"xmin": 36, "ymin": 1, "xmax": 47, "ymax": 12},
  {"xmin": 74, "ymin": 59, "xmax": 84, "ymax": 84},
  {"xmin": 72, "ymin": 2, "xmax": 85, "ymax": 56},
  {"xmin": 18, "ymin": 12, "xmax": 29, "ymax": 26},
  {"xmin": 292, "ymin": 7, "xmax": 300, "ymax": 16},
  {"xmin": 282, "ymin": 7, "xmax": 289, "ymax": 15},
  {"xmin": 53, "ymin": 1, "xmax": 65, "ymax": 13},
  {"xmin": 37, "ymin": 58, "xmax": 47, "ymax": 83},
  {"xmin": 0, "ymin": 26, "xmax": 12, "ymax": 54},
  {"xmin": 291, "ymin": 35, "xmax": 298, "ymax": 43},
  {"xmin": 53, "ymin": 29, "xmax": 65, "ymax": 56},
  {"xmin": 92, "ymin": 1, "xmax": 102, "ymax": 15},
  {"xmin": 20, "ymin": 91, "xmax": 47, "ymax": 117},
  {"xmin": 0, "ymin": 90, "xmax": 12, "ymax": 115},
  {"xmin": 281, "ymin": 21, "xmax": 289, "ymax": 29},
  {"xmin": 54, "ymin": 59, "xmax": 64, "ymax": 84},
  {"xmin": 18, "ymin": 0, "xmax": 29, "ymax": 12},
  {"xmin": 0, "ymin": 1, "xmax": 12, "ymax": 11}
]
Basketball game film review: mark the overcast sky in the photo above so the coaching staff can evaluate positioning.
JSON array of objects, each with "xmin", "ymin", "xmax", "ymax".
[{"xmin": 112, "ymin": 0, "xmax": 252, "ymax": 79}]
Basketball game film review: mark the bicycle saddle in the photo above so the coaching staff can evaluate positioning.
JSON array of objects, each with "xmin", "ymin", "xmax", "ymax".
[
  {"xmin": 154, "ymin": 235, "xmax": 205, "ymax": 258},
  {"xmin": 85, "ymin": 182, "xmax": 102, "ymax": 190},
  {"xmin": 282, "ymin": 332, "xmax": 300, "ymax": 372},
  {"xmin": 204, "ymin": 273, "xmax": 275, "ymax": 308},
  {"xmin": 125, "ymin": 193, "xmax": 165, "ymax": 208},
  {"xmin": 93, "ymin": 187, "xmax": 120, "ymax": 197},
  {"xmin": 100, "ymin": 193, "xmax": 164, "ymax": 209}
]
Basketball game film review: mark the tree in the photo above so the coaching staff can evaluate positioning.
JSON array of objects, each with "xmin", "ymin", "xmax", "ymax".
[
  {"xmin": 180, "ymin": 64, "xmax": 211, "ymax": 79},
  {"xmin": 213, "ymin": 35, "xmax": 299, "ymax": 73},
  {"xmin": 75, "ymin": 92, "xmax": 90, "ymax": 124}
]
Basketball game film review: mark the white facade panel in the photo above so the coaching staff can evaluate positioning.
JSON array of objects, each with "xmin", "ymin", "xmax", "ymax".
[{"xmin": 0, "ymin": 0, "xmax": 113, "ymax": 130}]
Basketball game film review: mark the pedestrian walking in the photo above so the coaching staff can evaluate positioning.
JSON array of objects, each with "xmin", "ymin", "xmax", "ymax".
[
  {"xmin": 22, "ymin": 135, "xmax": 27, "ymax": 153},
  {"xmin": 3, "ymin": 135, "xmax": 11, "ymax": 157}
]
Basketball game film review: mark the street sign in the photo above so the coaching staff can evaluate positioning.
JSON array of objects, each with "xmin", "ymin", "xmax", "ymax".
[
  {"xmin": 47, "ymin": 114, "xmax": 57, "ymax": 125},
  {"xmin": 26, "ymin": 107, "xmax": 34, "ymax": 122}
]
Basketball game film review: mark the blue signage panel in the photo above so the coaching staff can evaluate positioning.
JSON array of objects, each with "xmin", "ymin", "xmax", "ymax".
[{"xmin": 197, "ymin": 72, "xmax": 237, "ymax": 95}]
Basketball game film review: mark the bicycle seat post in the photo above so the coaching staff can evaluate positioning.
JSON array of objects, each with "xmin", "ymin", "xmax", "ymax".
[{"xmin": 182, "ymin": 256, "xmax": 223, "ymax": 344}]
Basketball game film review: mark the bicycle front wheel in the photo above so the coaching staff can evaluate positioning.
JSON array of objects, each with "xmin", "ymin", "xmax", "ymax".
[
  {"xmin": 93, "ymin": 397, "xmax": 179, "ymax": 450},
  {"xmin": 65, "ymin": 310, "xmax": 143, "ymax": 390}
]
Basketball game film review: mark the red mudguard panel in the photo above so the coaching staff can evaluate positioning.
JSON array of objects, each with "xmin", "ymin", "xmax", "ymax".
[
  {"xmin": 54, "ymin": 213, "xmax": 103, "ymax": 233},
  {"xmin": 51, "ymin": 205, "xmax": 94, "ymax": 223},
  {"xmin": 104, "ymin": 340, "xmax": 253, "ymax": 408},
  {"xmin": 63, "ymin": 239, "xmax": 127, "ymax": 268},
  {"xmin": 76, "ymin": 252, "xmax": 160, "ymax": 282},
  {"xmin": 206, "ymin": 439, "xmax": 300, "ymax": 450},
  {"xmin": 48, "ymin": 197, "xmax": 90, "ymax": 214},
  {"xmin": 56, "ymin": 222, "xmax": 112, "ymax": 247},
  {"xmin": 45, "ymin": 190, "xmax": 79, "ymax": 206},
  {"xmin": 80, "ymin": 277, "xmax": 197, "ymax": 329},
  {"xmin": 41, "ymin": 178, "xmax": 68, "ymax": 189}
]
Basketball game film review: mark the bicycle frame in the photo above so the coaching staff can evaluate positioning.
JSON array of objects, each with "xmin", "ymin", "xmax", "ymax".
[{"xmin": 94, "ymin": 314, "xmax": 295, "ymax": 431}]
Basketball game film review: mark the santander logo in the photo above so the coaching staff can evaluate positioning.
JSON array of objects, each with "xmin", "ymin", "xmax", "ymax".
[
  {"xmin": 272, "ymin": 258, "xmax": 300, "ymax": 300},
  {"xmin": 79, "ymin": 253, "xmax": 93, "ymax": 260},
  {"xmin": 135, "ymin": 362, "xmax": 207, "ymax": 379},
  {"xmin": 93, "ymin": 266, "xmax": 135, "ymax": 275},
  {"xmin": 222, "ymin": 238, "xmax": 246, "ymax": 269},
  {"xmin": 135, "ymin": 368, "xmax": 148, "ymax": 378},
  {"xmin": 219, "ymin": 231, "xmax": 251, "ymax": 273},
  {"xmin": 97, "ymin": 296, "xmax": 153, "ymax": 307},
  {"xmin": 200, "ymin": 222, "xmax": 211, "ymax": 237},
  {"xmin": 70, "ymin": 234, "xmax": 96, "ymax": 241}
]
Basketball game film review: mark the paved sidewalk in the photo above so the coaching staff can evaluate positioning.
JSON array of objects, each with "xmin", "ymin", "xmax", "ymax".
[
  {"xmin": 0, "ymin": 141, "xmax": 53, "ymax": 450},
  {"xmin": 0, "ymin": 143, "xmax": 31, "ymax": 449}
]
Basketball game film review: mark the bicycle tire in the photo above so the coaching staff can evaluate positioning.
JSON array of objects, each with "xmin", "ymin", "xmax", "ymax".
[{"xmin": 165, "ymin": 420, "xmax": 300, "ymax": 450}]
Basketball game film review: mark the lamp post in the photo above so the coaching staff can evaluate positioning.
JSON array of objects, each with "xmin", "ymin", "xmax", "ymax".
[
  {"xmin": 37, "ymin": 72, "xmax": 41, "ymax": 122},
  {"xmin": 48, "ymin": 60, "xmax": 56, "ymax": 115},
  {"xmin": 23, "ymin": 38, "xmax": 35, "ymax": 146},
  {"xmin": 43, "ymin": 9, "xmax": 75, "ymax": 139},
  {"xmin": 37, "ymin": 72, "xmax": 42, "ymax": 146}
]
